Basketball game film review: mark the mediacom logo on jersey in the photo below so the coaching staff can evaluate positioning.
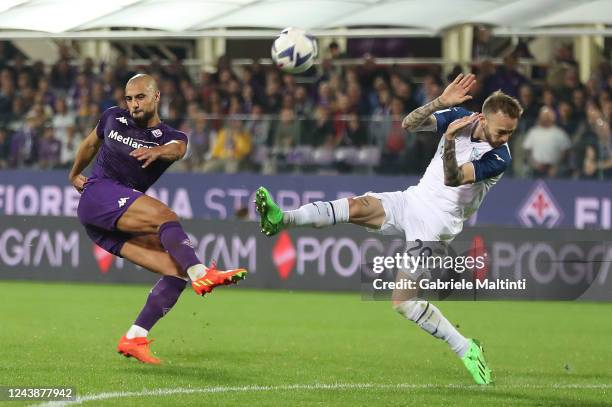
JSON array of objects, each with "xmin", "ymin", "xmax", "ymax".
[{"xmin": 107, "ymin": 130, "xmax": 159, "ymax": 150}]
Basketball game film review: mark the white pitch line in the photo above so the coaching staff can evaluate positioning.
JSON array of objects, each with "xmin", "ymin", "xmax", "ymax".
[{"xmin": 33, "ymin": 383, "xmax": 612, "ymax": 407}]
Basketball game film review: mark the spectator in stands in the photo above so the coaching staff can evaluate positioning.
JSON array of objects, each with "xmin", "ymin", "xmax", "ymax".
[
  {"xmin": 517, "ymin": 84, "xmax": 540, "ymax": 132},
  {"xmin": 245, "ymin": 104, "xmax": 271, "ymax": 147},
  {"xmin": 294, "ymin": 85, "xmax": 314, "ymax": 118},
  {"xmin": 262, "ymin": 78, "xmax": 282, "ymax": 113},
  {"xmin": 38, "ymin": 125, "xmax": 61, "ymax": 169},
  {"xmin": 328, "ymin": 41, "xmax": 346, "ymax": 60},
  {"xmin": 415, "ymin": 73, "xmax": 443, "ymax": 106},
  {"xmin": 112, "ymin": 54, "xmax": 135, "ymax": 87},
  {"xmin": 10, "ymin": 117, "xmax": 38, "ymax": 167},
  {"xmin": 558, "ymin": 100, "xmax": 583, "ymax": 140},
  {"xmin": 50, "ymin": 58, "xmax": 74, "ymax": 91},
  {"xmin": 379, "ymin": 97, "xmax": 406, "ymax": 173},
  {"xmin": 74, "ymin": 100, "xmax": 99, "ymax": 138},
  {"xmin": 523, "ymin": 107, "xmax": 571, "ymax": 178},
  {"xmin": 67, "ymin": 72, "xmax": 90, "ymax": 111},
  {"xmin": 182, "ymin": 111, "xmax": 214, "ymax": 171},
  {"xmin": 472, "ymin": 26, "xmax": 495, "ymax": 60},
  {"xmin": 0, "ymin": 127, "xmax": 9, "ymax": 168},
  {"xmin": 0, "ymin": 41, "xmax": 610, "ymax": 180},
  {"xmin": 52, "ymin": 98, "xmax": 74, "ymax": 142},
  {"xmin": 305, "ymin": 105, "xmax": 334, "ymax": 147},
  {"xmin": 59, "ymin": 130, "xmax": 78, "ymax": 169},
  {"xmin": 555, "ymin": 67, "xmax": 582, "ymax": 102},
  {"xmin": 36, "ymin": 77, "xmax": 55, "ymax": 110},
  {"xmin": 7, "ymin": 96, "xmax": 26, "ymax": 131},
  {"xmin": 17, "ymin": 71, "xmax": 35, "ymax": 107},
  {"xmin": 272, "ymin": 107, "xmax": 300, "ymax": 150},
  {"xmin": 241, "ymin": 84, "xmax": 256, "ymax": 114},
  {"xmin": 337, "ymin": 112, "xmax": 367, "ymax": 147},
  {"xmin": 368, "ymin": 89, "xmax": 392, "ymax": 147},
  {"xmin": 203, "ymin": 116, "xmax": 252, "ymax": 173},
  {"xmin": 316, "ymin": 80, "xmax": 334, "ymax": 110},
  {"xmin": 581, "ymin": 105, "xmax": 612, "ymax": 179},
  {"xmin": 0, "ymin": 69, "xmax": 15, "ymax": 125},
  {"xmin": 571, "ymin": 87, "xmax": 587, "ymax": 120},
  {"xmin": 547, "ymin": 45, "xmax": 578, "ymax": 88},
  {"xmin": 484, "ymin": 52, "xmax": 528, "ymax": 98},
  {"xmin": 541, "ymin": 87, "xmax": 558, "ymax": 116}
]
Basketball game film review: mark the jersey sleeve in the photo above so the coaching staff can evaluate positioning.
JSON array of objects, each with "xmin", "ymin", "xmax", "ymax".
[
  {"xmin": 472, "ymin": 144, "xmax": 512, "ymax": 182},
  {"xmin": 166, "ymin": 130, "xmax": 188, "ymax": 145},
  {"xmin": 433, "ymin": 107, "xmax": 472, "ymax": 135},
  {"xmin": 95, "ymin": 106, "xmax": 121, "ymax": 139}
]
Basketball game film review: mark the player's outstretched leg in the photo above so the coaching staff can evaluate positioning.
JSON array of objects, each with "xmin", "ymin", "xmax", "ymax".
[
  {"xmin": 255, "ymin": 186, "xmax": 349, "ymax": 235},
  {"xmin": 157, "ymin": 221, "xmax": 248, "ymax": 296},
  {"xmin": 117, "ymin": 275, "xmax": 187, "ymax": 364},
  {"xmin": 394, "ymin": 298, "xmax": 493, "ymax": 385},
  {"xmin": 117, "ymin": 195, "xmax": 248, "ymax": 296}
]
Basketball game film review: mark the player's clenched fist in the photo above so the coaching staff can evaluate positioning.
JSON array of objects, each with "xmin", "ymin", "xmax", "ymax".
[
  {"xmin": 69, "ymin": 174, "xmax": 88, "ymax": 194},
  {"xmin": 130, "ymin": 147, "xmax": 161, "ymax": 168}
]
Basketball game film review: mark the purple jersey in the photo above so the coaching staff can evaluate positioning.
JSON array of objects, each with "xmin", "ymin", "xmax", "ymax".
[{"xmin": 90, "ymin": 106, "xmax": 187, "ymax": 192}]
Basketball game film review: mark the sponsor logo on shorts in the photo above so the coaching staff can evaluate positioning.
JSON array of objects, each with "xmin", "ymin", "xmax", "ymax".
[{"xmin": 118, "ymin": 197, "xmax": 129, "ymax": 207}]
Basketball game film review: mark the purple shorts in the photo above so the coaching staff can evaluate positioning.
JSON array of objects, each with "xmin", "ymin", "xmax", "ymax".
[{"xmin": 77, "ymin": 177, "xmax": 143, "ymax": 256}]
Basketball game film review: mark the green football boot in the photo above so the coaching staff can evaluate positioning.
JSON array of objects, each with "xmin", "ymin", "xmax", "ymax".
[
  {"xmin": 255, "ymin": 186, "xmax": 284, "ymax": 236},
  {"xmin": 461, "ymin": 339, "xmax": 493, "ymax": 385}
]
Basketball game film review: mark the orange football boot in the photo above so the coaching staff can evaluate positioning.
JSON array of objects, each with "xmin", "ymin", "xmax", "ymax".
[
  {"xmin": 191, "ymin": 263, "xmax": 248, "ymax": 296},
  {"xmin": 117, "ymin": 336, "xmax": 160, "ymax": 364}
]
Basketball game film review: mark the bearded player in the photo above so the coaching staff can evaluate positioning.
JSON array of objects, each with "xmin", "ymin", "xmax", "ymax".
[
  {"xmin": 256, "ymin": 74, "xmax": 522, "ymax": 384},
  {"xmin": 69, "ymin": 74, "xmax": 247, "ymax": 364}
]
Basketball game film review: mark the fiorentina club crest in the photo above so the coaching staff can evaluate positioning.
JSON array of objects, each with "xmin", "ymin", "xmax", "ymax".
[
  {"xmin": 518, "ymin": 181, "xmax": 562, "ymax": 228},
  {"xmin": 93, "ymin": 244, "xmax": 113, "ymax": 273},
  {"xmin": 272, "ymin": 231, "xmax": 296, "ymax": 280}
]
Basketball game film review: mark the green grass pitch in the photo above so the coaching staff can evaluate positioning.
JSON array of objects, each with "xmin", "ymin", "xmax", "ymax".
[{"xmin": 1, "ymin": 281, "xmax": 611, "ymax": 406}]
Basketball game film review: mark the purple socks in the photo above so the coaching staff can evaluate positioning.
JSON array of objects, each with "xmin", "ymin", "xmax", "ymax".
[
  {"xmin": 134, "ymin": 276, "xmax": 187, "ymax": 331},
  {"xmin": 132, "ymin": 222, "xmax": 197, "ymax": 333},
  {"xmin": 158, "ymin": 221, "xmax": 200, "ymax": 272}
]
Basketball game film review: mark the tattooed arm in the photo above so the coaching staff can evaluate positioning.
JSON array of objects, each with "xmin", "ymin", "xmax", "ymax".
[
  {"xmin": 443, "ymin": 115, "xmax": 478, "ymax": 186},
  {"xmin": 401, "ymin": 97, "xmax": 445, "ymax": 132},
  {"xmin": 402, "ymin": 73, "xmax": 477, "ymax": 133}
]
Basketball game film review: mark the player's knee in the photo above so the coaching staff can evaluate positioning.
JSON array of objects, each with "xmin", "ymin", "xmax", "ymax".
[
  {"xmin": 155, "ymin": 207, "xmax": 178, "ymax": 225},
  {"xmin": 348, "ymin": 197, "xmax": 365, "ymax": 219}
]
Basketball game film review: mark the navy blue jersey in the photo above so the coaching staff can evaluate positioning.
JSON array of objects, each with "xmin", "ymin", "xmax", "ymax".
[
  {"xmin": 472, "ymin": 144, "xmax": 512, "ymax": 182},
  {"xmin": 433, "ymin": 107, "xmax": 511, "ymax": 181},
  {"xmin": 433, "ymin": 107, "xmax": 472, "ymax": 135}
]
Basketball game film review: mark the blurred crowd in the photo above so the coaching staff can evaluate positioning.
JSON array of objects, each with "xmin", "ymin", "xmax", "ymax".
[{"xmin": 0, "ymin": 41, "xmax": 610, "ymax": 180}]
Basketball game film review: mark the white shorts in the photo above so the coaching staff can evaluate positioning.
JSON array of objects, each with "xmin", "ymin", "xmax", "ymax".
[
  {"xmin": 365, "ymin": 187, "xmax": 454, "ymax": 281},
  {"xmin": 365, "ymin": 186, "xmax": 457, "ymax": 242}
]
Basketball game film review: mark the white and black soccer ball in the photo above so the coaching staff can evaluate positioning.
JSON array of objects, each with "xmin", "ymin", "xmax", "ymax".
[{"xmin": 271, "ymin": 27, "xmax": 318, "ymax": 74}]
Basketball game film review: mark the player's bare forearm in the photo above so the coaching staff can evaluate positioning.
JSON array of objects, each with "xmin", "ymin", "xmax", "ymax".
[
  {"xmin": 131, "ymin": 141, "xmax": 186, "ymax": 168},
  {"xmin": 155, "ymin": 141, "xmax": 186, "ymax": 162},
  {"xmin": 401, "ymin": 97, "xmax": 446, "ymax": 131},
  {"xmin": 443, "ymin": 137, "xmax": 464, "ymax": 187}
]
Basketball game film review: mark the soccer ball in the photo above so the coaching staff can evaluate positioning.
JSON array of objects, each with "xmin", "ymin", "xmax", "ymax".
[{"xmin": 271, "ymin": 27, "xmax": 318, "ymax": 74}]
